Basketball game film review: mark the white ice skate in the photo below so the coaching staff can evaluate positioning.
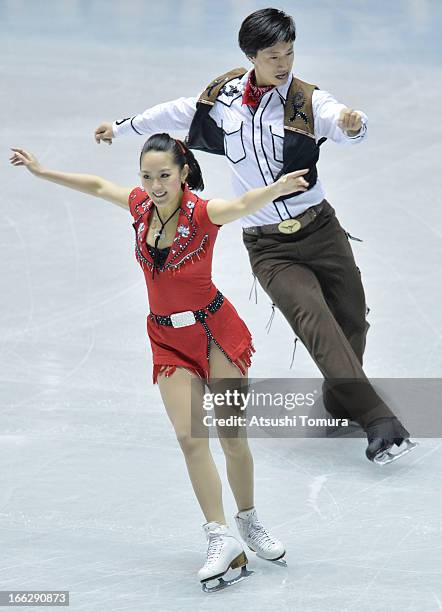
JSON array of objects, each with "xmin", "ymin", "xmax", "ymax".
[
  {"xmin": 198, "ymin": 521, "xmax": 253, "ymax": 593},
  {"xmin": 235, "ymin": 507, "xmax": 287, "ymax": 567}
]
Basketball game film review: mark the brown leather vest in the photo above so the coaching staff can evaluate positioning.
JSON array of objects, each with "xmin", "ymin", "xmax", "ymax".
[{"xmin": 186, "ymin": 68, "xmax": 326, "ymax": 203}]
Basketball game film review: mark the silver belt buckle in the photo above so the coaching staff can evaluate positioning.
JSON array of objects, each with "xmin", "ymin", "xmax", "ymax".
[{"xmin": 170, "ymin": 310, "xmax": 196, "ymax": 328}]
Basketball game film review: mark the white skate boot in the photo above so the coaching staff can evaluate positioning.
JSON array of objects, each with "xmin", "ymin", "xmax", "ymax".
[
  {"xmin": 235, "ymin": 507, "xmax": 286, "ymax": 566},
  {"xmin": 198, "ymin": 521, "xmax": 253, "ymax": 593}
]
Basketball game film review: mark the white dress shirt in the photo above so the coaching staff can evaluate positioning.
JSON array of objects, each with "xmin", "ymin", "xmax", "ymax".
[{"xmin": 113, "ymin": 69, "xmax": 367, "ymax": 227}]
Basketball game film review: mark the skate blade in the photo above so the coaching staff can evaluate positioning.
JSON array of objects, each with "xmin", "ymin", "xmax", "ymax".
[
  {"xmin": 201, "ymin": 565, "xmax": 254, "ymax": 593},
  {"xmin": 267, "ymin": 557, "xmax": 287, "ymax": 567},
  {"xmin": 373, "ymin": 439, "xmax": 419, "ymax": 465},
  {"xmin": 255, "ymin": 551, "xmax": 287, "ymax": 567}
]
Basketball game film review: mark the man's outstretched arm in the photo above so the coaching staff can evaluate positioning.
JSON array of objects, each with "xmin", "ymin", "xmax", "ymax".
[
  {"xmin": 313, "ymin": 89, "xmax": 368, "ymax": 144},
  {"xmin": 94, "ymin": 96, "xmax": 198, "ymax": 144}
]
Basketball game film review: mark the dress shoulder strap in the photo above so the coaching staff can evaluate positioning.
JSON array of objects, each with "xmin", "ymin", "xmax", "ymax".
[{"xmin": 128, "ymin": 187, "xmax": 150, "ymax": 219}]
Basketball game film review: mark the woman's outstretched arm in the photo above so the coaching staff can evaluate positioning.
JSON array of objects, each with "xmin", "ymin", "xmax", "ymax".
[
  {"xmin": 9, "ymin": 148, "xmax": 132, "ymax": 209},
  {"xmin": 206, "ymin": 169, "xmax": 309, "ymax": 225}
]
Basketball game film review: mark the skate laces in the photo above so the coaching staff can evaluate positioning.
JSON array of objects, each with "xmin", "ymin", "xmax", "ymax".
[
  {"xmin": 249, "ymin": 520, "xmax": 276, "ymax": 547},
  {"xmin": 205, "ymin": 533, "xmax": 224, "ymax": 565}
]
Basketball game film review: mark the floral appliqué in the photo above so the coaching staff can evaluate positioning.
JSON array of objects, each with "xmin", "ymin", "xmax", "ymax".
[{"xmin": 177, "ymin": 224, "xmax": 190, "ymax": 238}]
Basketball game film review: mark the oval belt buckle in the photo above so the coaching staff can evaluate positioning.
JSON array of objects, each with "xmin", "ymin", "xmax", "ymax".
[{"xmin": 278, "ymin": 219, "xmax": 301, "ymax": 234}]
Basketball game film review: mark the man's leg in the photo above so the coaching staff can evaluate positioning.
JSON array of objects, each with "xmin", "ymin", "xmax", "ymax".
[
  {"xmin": 310, "ymin": 213, "xmax": 369, "ymax": 360},
  {"xmin": 243, "ymin": 231, "xmax": 395, "ymax": 430},
  {"xmin": 307, "ymin": 213, "xmax": 370, "ymax": 418}
]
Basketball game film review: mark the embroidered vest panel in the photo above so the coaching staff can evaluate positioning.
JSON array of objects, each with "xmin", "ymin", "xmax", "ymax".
[
  {"xmin": 275, "ymin": 77, "xmax": 324, "ymax": 201},
  {"xmin": 187, "ymin": 68, "xmax": 247, "ymax": 156},
  {"xmin": 186, "ymin": 69, "xmax": 326, "ymax": 200}
]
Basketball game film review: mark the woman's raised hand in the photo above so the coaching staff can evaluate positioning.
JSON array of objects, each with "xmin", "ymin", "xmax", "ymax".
[
  {"xmin": 9, "ymin": 148, "xmax": 43, "ymax": 175},
  {"xmin": 275, "ymin": 169, "xmax": 309, "ymax": 197}
]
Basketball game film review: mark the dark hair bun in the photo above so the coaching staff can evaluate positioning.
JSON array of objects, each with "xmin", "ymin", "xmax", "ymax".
[{"xmin": 139, "ymin": 133, "xmax": 204, "ymax": 191}]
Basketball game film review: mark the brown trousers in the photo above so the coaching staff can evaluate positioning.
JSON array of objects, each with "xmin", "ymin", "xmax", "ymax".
[{"xmin": 243, "ymin": 200, "xmax": 395, "ymax": 430}]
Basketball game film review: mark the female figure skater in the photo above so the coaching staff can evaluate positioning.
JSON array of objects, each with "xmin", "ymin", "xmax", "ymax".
[{"xmin": 10, "ymin": 136, "xmax": 308, "ymax": 592}]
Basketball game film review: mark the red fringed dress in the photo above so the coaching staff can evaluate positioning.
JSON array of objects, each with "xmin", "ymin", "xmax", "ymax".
[{"xmin": 128, "ymin": 184, "xmax": 255, "ymax": 384}]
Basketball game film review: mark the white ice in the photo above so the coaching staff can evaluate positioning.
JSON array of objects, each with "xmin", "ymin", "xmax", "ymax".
[{"xmin": 1, "ymin": 1, "xmax": 442, "ymax": 610}]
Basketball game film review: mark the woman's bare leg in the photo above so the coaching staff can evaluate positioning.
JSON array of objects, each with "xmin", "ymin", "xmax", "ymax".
[
  {"xmin": 208, "ymin": 343, "xmax": 255, "ymax": 513},
  {"xmin": 157, "ymin": 367, "xmax": 226, "ymax": 524}
]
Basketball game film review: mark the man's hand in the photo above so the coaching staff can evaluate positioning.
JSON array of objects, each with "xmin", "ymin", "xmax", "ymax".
[
  {"xmin": 95, "ymin": 122, "xmax": 114, "ymax": 145},
  {"xmin": 337, "ymin": 108, "xmax": 363, "ymax": 137}
]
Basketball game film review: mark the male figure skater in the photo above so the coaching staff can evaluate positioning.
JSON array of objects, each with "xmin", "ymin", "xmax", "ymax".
[{"xmin": 94, "ymin": 8, "xmax": 416, "ymax": 465}]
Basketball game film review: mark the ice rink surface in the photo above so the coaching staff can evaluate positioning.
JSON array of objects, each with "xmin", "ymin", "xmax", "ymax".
[{"xmin": 1, "ymin": 0, "xmax": 442, "ymax": 610}]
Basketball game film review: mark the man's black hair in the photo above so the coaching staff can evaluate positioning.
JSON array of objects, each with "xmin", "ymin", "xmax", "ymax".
[{"xmin": 238, "ymin": 8, "xmax": 296, "ymax": 58}]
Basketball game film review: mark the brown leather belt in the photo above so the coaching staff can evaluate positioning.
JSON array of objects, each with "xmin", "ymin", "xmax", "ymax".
[{"xmin": 242, "ymin": 200, "xmax": 325, "ymax": 237}]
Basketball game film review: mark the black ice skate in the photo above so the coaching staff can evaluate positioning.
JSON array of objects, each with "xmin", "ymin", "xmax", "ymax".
[{"xmin": 365, "ymin": 417, "xmax": 418, "ymax": 465}]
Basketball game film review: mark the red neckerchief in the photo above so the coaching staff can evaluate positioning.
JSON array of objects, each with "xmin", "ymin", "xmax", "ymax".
[{"xmin": 242, "ymin": 70, "xmax": 274, "ymax": 107}]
